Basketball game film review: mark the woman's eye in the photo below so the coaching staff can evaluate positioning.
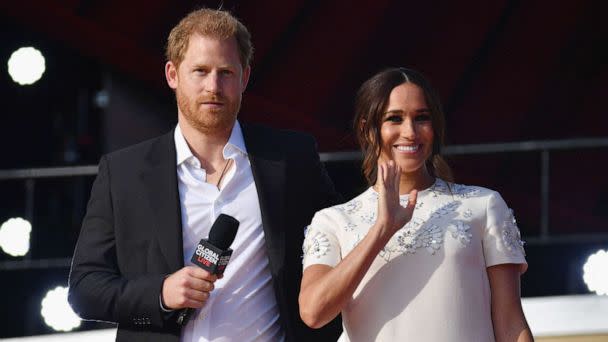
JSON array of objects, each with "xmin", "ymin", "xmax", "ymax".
[
  {"xmin": 415, "ymin": 114, "xmax": 432, "ymax": 122},
  {"xmin": 384, "ymin": 115, "xmax": 402, "ymax": 123}
]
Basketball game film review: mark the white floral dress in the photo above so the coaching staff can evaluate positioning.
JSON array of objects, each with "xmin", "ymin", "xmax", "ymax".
[{"xmin": 302, "ymin": 179, "xmax": 527, "ymax": 342}]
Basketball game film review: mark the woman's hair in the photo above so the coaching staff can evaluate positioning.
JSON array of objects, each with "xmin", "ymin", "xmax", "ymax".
[{"xmin": 354, "ymin": 67, "xmax": 453, "ymax": 185}]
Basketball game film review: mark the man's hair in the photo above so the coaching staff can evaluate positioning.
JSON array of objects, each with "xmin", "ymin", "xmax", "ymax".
[{"xmin": 166, "ymin": 8, "xmax": 253, "ymax": 68}]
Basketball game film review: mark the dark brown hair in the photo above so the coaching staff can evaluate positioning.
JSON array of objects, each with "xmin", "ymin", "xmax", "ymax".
[
  {"xmin": 166, "ymin": 8, "xmax": 253, "ymax": 68},
  {"xmin": 354, "ymin": 67, "xmax": 453, "ymax": 185}
]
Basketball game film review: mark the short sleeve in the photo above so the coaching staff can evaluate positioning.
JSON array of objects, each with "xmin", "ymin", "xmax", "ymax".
[
  {"xmin": 483, "ymin": 191, "xmax": 528, "ymax": 273},
  {"xmin": 302, "ymin": 210, "xmax": 341, "ymax": 270}
]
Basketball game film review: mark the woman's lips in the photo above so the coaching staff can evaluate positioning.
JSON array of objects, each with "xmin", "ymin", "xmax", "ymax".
[{"xmin": 393, "ymin": 144, "xmax": 421, "ymax": 154}]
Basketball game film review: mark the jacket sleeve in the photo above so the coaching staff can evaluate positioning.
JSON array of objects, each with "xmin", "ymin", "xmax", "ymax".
[
  {"xmin": 68, "ymin": 155, "xmax": 168, "ymax": 329},
  {"xmin": 309, "ymin": 137, "xmax": 343, "ymax": 211}
]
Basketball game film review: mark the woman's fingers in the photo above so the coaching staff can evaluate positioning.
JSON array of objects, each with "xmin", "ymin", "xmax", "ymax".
[
  {"xmin": 382, "ymin": 162, "xmax": 388, "ymax": 188},
  {"xmin": 375, "ymin": 160, "xmax": 422, "ymax": 233},
  {"xmin": 406, "ymin": 189, "xmax": 417, "ymax": 211},
  {"xmin": 393, "ymin": 164, "xmax": 401, "ymax": 194},
  {"xmin": 376, "ymin": 163, "xmax": 384, "ymax": 189},
  {"xmin": 380, "ymin": 160, "xmax": 393, "ymax": 190}
]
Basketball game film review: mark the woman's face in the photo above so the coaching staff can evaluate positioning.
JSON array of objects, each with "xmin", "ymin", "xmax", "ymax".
[{"xmin": 379, "ymin": 82, "xmax": 434, "ymax": 176}]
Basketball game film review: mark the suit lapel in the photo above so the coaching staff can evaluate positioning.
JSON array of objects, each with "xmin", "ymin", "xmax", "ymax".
[
  {"xmin": 242, "ymin": 124, "xmax": 287, "ymax": 277},
  {"xmin": 141, "ymin": 131, "xmax": 184, "ymax": 272},
  {"xmin": 137, "ymin": 125, "xmax": 287, "ymax": 275}
]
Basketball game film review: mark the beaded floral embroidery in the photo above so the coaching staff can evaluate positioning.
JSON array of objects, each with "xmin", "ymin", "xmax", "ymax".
[
  {"xmin": 392, "ymin": 218, "xmax": 444, "ymax": 256},
  {"xmin": 360, "ymin": 211, "xmax": 377, "ymax": 225},
  {"xmin": 463, "ymin": 209, "xmax": 473, "ymax": 218},
  {"xmin": 337, "ymin": 200, "xmax": 362, "ymax": 214},
  {"xmin": 429, "ymin": 201, "xmax": 460, "ymax": 220},
  {"xmin": 370, "ymin": 188, "xmax": 469, "ymax": 260},
  {"xmin": 303, "ymin": 230, "xmax": 331, "ymax": 259},
  {"xmin": 343, "ymin": 223, "xmax": 357, "ymax": 232},
  {"xmin": 430, "ymin": 182, "xmax": 447, "ymax": 197},
  {"xmin": 304, "ymin": 181, "xmax": 525, "ymax": 264},
  {"xmin": 500, "ymin": 209, "xmax": 526, "ymax": 255},
  {"xmin": 448, "ymin": 221, "xmax": 473, "ymax": 245},
  {"xmin": 452, "ymin": 183, "xmax": 481, "ymax": 198}
]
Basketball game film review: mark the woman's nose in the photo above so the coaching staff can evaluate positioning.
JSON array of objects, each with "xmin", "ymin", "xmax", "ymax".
[{"xmin": 400, "ymin": 118, "xmax": 416, "ymax": 139}]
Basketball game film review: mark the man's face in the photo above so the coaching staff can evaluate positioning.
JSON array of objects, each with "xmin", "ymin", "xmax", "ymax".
[{"xmin": 166, "ymin": 34, "xmax": 250, "ymax": 134}]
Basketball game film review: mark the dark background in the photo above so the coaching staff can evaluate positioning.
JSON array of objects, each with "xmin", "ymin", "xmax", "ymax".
[{"xmin": 0, "ymin": 0, "xmax": 606, "ymax": 337}]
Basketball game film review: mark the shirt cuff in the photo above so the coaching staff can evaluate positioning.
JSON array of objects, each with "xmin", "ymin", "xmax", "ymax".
[
  {"xmin": 159, "ymin": 274, "xmax": 175, "ymax": 312},
  {"xmin": 159, "ymin": 294, "xmax": 175, "ymax": 312}
]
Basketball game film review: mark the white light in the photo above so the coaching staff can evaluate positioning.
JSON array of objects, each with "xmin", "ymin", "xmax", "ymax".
[
  {"xmin": 0, "ymin": 217, "xmax": 32, "ymax": 256},
  {"xmin": 583, "ymin": 249, "xmax": 608, "ymax": 296},
  {"xmin": 41, "ymin": 286, "xmax": 82, "ymax": 332},
  {"xmin": 7, "ymin": 46, "xmax": 46, "ymax": 85}
]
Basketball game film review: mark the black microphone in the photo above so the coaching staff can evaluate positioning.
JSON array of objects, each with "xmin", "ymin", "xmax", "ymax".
[{"xmin": 176, "ymin": 214, "xmax": 240, "ymax": 326}]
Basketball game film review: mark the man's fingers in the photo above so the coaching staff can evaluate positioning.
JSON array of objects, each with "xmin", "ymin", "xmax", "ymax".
[
  {"xmin": 184, "ymin": 298, "xmax": 206, "ymax": 309},
  {"xmin": 170, "ymin": 284, "xmax": 211, "ymax": 308},
  {"xmin": 185, "ymin": 277, "xmax": 215, "ymax": 292},
  {"xmin": 162, "ymin": 267, "xmax": 220, "ymax": 310},
  {"xmin": 186, "ymin": 266, "xmax": 218, "ymax": 282},
  {"xmin": 186, "ymin": 288, "xmax": 211, "ymax": 303}
]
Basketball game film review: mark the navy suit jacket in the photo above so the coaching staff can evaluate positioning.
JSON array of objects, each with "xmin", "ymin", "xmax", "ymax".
[{"xmin": 68, "ymin": 123, "xmax": 342, "ymax": 341}]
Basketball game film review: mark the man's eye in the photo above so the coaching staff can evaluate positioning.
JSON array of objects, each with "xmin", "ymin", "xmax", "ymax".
[{"xmin": 220, "ymin": 69, "xmax": 233, "ymax": 75}]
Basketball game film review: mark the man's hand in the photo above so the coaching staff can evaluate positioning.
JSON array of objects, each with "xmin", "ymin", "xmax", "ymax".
[{"xmin": 161, "ymin": 266, "xmax": 218, "ymax": 310}]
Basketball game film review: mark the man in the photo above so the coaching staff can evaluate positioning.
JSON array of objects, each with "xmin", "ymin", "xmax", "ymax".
[{"xmin": 69, "ymin": 8, "xmax": 341, "ymax": 342}]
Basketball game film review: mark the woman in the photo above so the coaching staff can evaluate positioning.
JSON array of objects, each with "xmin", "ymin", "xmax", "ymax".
[{"xmin": 299, "ymin": 68, "xmax": 533, "ymax": 341}]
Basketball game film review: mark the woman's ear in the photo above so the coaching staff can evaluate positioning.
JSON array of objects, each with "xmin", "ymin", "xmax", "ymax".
[
  {"xmin": 360, "ymin": 119, "xmax": 367, "ymax": 131},
  {"xmin": 359, "ymin": 119, "xmax": 374, "ymax": 143}
]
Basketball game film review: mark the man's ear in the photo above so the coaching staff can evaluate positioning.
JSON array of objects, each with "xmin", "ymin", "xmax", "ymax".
[{"xmin": 165, "ymin": 61, "xmax": 179, "ymax": 90}]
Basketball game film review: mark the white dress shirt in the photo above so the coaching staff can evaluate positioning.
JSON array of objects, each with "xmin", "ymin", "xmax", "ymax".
[{"xmin": 175, "ymin": 121, "xmax": 284, "ymax": 342}]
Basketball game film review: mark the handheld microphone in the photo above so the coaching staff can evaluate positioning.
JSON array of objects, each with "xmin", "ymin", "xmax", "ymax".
[{"xmin": 176, "ymin": 214, "xmax": 240, "ymax": 326}]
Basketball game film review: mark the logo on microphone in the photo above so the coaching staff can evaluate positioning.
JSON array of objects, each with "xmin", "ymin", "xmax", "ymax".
[
  {"xmin": 191, "ymin": 239, "xmax": 233, "ymax": 274},
  {"xmin": 195, "ymin": 244, "xmax": 220, "ymax": 266}
]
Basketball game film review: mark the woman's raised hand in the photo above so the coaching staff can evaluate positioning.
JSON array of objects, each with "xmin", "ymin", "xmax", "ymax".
[{"xmin": 375, "ymin": 160, "xmax": 417, "ymax": 239}]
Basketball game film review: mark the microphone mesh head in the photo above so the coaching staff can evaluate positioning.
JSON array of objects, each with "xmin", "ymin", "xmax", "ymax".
[{"xmin": 208, "ymin": 214, "xmax": 240, "ymax": 249}]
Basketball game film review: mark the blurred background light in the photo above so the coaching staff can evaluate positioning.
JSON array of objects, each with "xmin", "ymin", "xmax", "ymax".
[
  {"xmin": 583, "ymin": 249, "xmax": 608, "ymax": 295},
  {"xmin": 0, "ymin": 217, "xmax": 32, "ymax": 257},
  {"xmin": 7, "ymin": 47, "xmax": 46, "ymax": 85},
  {"xmin": 40, "ymin": 286, "xmax": 81, "ymax": 332}
]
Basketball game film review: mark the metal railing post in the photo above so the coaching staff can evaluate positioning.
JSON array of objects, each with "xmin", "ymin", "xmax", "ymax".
[
  {"xmin": 24, "ymin": 178, "xmax": 35, "ymax": 259},
  {"xmin": 540, "ymin": 150, "xmax": 550, "ymax": 240}
]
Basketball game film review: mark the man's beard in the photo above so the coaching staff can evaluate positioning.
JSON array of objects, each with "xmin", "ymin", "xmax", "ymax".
[{"xmin": 176, "ymin": 88, "xmax": 241, "ymax": 135}]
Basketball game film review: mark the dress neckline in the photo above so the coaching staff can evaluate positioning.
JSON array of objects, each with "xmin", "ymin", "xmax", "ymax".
[{"xmin": 369, "ymin": 178, "xmax": 444, "ymax": 199}]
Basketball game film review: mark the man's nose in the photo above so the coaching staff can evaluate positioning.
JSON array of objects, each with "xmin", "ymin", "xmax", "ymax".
[{"xmin": 204, "ymin": 72, "xmax": 220, "ymax": 94}]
